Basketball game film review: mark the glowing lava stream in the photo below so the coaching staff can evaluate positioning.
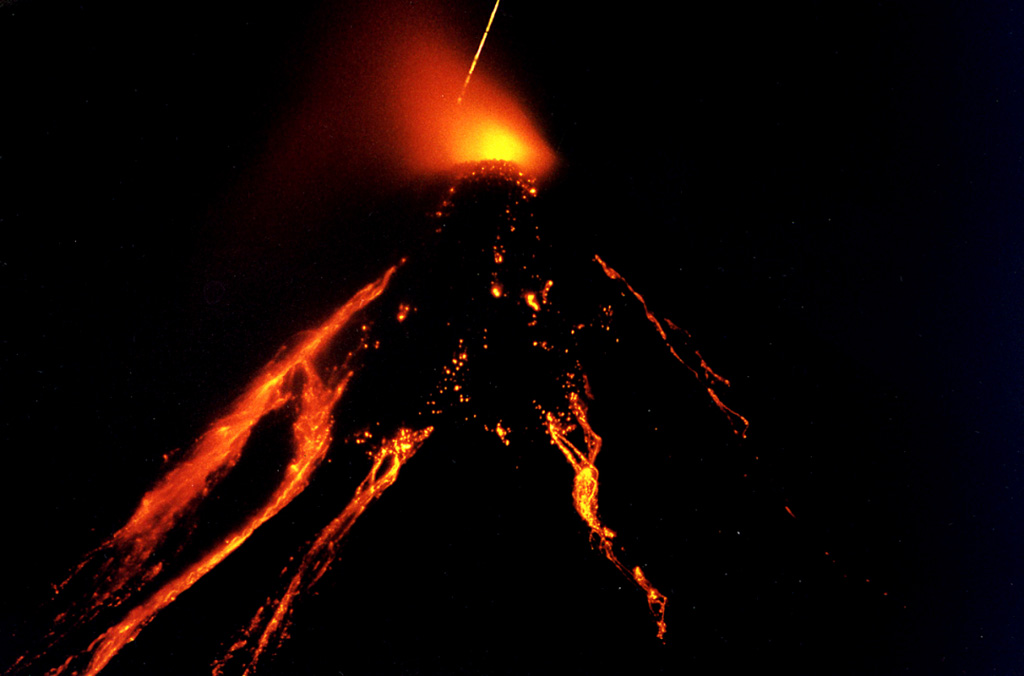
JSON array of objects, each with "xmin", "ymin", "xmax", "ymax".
[
  {"xmin": 12, "ymin": 163, "xmax": 751, "ymax": 676},
  {"xmin": 544, "ymin": 391, "xmax": 669, "ymax": 640},
  {"xmin": 6, "ymin": 2, "xmax": 758, "ymax": 669},
  {"xmin": 42, "ymin": 266, "xmax": 399, "ymax": 676},
  {"xmin": 595, "ymin": 255, "xmax": 750, "ymax": 438},
  {"xmin": 214, "ymin": 427, "xmax": 433, "ymax": 676}
]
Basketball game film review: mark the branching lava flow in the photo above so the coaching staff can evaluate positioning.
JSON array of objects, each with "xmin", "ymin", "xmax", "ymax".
[
  {"xmin": 9, "ymin": 11, "xmax": 745, "ymax": 675},
  {"xmin": 8, "ymin": 161, "xmax": 746, "ymax": 676}
]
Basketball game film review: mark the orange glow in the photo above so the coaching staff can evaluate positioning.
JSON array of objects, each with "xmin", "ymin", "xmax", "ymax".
[
  {"xmin": 216, "ymin": 427, "xmax": 433, "ymax": 675},
  {"xmin": 42, "ymin": 267, "xmax": 398, "ymax": 676},
  {"xmin": 545, "ymin": 391, "xmax": 669, "ymax": 641},
  {"xmin": 457, "ymin": 0, "xmax": 502, "ymax": 105},
  {"xmin": 214, "ymin": 2, "xmax": 555, "ymax": 242},
  {"xmin": 391, "ymin": 34, "xmax": 557, "ymax": 177},
  {"xmin": 494, "ymin": 421, "xmax": 510, "ymax": 446},
  {"xmin": 632, "ymin": 567, "xmax": 669, "ymax": 641},
  {"xmin": 540, "ymin": 279, "xmax": 553, "ymax": 303},
  {"xmin": 24, "ymin": 165, "xmax": 755, "ymax": 674},
  {"xmin": 477, "ymin": 123, "xmax": 525, "ymax": 162},
  {"xmin": 595, "ymin": 255, "xmax": 749, "ymax": 438}
]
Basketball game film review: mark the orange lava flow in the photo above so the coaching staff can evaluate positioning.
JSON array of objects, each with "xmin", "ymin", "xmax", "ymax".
[
  {"xmin": 44, "ymin": 266, "xmax": 398, "ymax": 676},
  {"xmin": 594, "ymin": 255, "xmax": 749, "ymax": 438},
  {"xmin": 17, "ymin": 163, "xmax": 755, "ymax": 674},
  {"xmin": 545, "ymin": 390, "xmax": 669, "ymax": 641},
  {"xmin": 215, "ymin": 427, "xmax": 433, "ymax": 676}
]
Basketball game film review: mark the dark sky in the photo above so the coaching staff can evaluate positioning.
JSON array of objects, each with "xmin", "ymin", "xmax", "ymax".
[{"xmin": 2, "ymin": 1, "xmax": 1022, "ymax": 674}]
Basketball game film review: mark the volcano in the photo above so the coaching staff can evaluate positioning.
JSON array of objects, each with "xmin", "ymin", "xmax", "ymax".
[{"xmin": 8, "ymin": 161, "xmax": 749, "ymax": 676}]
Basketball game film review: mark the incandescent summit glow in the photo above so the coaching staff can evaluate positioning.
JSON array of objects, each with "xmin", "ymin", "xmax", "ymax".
[
  {"xmin": 461, "ymin": 121, "xmax": 527, "ymax": 165},
  {"xmin": 391, "ymin": 27, "xmax": 556, "ymax": 176}
]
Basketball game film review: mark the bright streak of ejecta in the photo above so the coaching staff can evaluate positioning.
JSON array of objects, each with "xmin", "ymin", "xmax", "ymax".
[
  {"xmin": 457, "ymin": 0, "xmax": 502, "ymax": 105},
  {"xmin": 394, "ymin": 0, "xmax": 554, "ymax": 175}
]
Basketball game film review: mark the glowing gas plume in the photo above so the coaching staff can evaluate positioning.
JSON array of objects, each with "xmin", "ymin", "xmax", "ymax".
[
  {"xmin": 216, "ymin": 2, "xmax": 554, "ymax": 233},
  {"xmin": 446, "ymin": 0, "xmax": 549, "ymax": 167},
  {"xmin": 392, "ymin": 34, "xmax": 556, "ymax": 176}
]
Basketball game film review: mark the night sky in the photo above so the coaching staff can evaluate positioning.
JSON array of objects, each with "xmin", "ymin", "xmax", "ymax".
[{"xmin": 2, "ymin": 1, "xmax": 1022, "ymax": 675}]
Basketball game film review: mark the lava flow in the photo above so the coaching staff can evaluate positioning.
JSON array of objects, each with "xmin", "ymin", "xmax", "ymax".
[
  {"xmin": 8, "ymin": 8, "xmax": 746, "ymax": 675},
  {"xmin": 8, "ymin": 161, "xmax": 746, "ymax": 676},
  {"xmin": 213, "ymin": 427, "xmax": 434, "ymax": 676},
  {"xmin": 595, "ymin": 254, "xmax": 750, "ymax": 438},
  {"xmin": 545, "ymin": 391, "xmax": 669, "ymax": 640},
  {"xmin": 14, "ymin": 267, "xmax": 397, "ymax": 676}
]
